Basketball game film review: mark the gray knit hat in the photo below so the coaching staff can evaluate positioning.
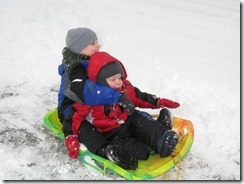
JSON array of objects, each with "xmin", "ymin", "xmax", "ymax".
[
  {"xmin": 97, "ymin": 62, "xmax": 124, "ymax": 86},
  {"xmin": 66, "ymin": 27, "xmax": 98, "ymax": 54}
]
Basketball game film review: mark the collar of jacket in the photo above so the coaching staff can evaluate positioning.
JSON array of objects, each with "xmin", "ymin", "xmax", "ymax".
[{"xmin": 62, "ymin": 47, "xmax": 90, "ymax": 73}]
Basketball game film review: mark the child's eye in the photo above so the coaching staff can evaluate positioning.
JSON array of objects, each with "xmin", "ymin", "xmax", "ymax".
[{"xmin": 91, "ymin": 40, "xmax": 98, "ymax": 46}]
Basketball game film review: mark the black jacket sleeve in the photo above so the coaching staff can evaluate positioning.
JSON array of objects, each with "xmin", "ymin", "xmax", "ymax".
[
  {"xmin": 134, "ymin": 87, "xmax": 158, "ymax": 106},
  {"xmin": 65, "ymin": 64, "xmax": 88, "ymax": 103},
  {"xmin": 62, "ymin": 108, "xmax": 75, "ymax": 137}
]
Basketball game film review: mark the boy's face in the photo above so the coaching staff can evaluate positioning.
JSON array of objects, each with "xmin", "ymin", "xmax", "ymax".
[
  {"xmin": 80, "ymin": 40, "xmax": 100, "ymax": 56},
  {"xmin": 106, "ymin": 73, "xmax": 123, "ymax": 89}
]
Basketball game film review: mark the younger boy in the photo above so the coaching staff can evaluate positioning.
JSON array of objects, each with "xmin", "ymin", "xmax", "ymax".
[{"xmin": 63, "ymin": 52, "xmax": 179, "ymax": 170}]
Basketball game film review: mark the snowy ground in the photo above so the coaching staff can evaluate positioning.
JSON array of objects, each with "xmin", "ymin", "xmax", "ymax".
[{"xmin": 0, "ymin": 0, "xmax": 240, "ymax": 181}]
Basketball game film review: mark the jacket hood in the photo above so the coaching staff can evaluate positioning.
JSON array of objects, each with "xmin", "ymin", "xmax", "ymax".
[{"xmin": 88, "ymin": 52, "xmax": 127, "ymax": 82}]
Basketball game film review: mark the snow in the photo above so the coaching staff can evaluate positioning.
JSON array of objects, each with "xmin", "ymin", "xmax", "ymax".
[{"xmin": 0, "ymin": 0, "xmax": 240, "ymax": 181}]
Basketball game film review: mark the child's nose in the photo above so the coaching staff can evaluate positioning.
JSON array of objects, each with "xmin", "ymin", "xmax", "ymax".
[{"xmin": 114, "ymin": 80, "xmax": 120, "ymax": 85}]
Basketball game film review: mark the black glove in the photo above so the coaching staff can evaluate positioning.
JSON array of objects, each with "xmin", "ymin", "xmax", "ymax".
[{"xmin": 118, "ymin": 95, "xmax": 135, "ymax": 115}]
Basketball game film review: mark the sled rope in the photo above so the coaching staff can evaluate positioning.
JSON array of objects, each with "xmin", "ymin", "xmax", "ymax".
[
  {"xmin": 175, "ymin": 154, "xmax": 181, "ymax": 180},
  {"xmin": 161, "ymin": 173, "xmax": 169, "ymax": 180}
]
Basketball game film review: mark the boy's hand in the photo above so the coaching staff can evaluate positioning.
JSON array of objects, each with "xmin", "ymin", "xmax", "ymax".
[
  {"xmin": 118, "ymin": 95, "xmax": 135, "ymax": 115},
  {"xmin": 65, "ymin": 135, "xmax": 80, "ymax": 159},
  {"xmin": 157, "ymin": 98, "xmax": 180, "ymax": 108}
]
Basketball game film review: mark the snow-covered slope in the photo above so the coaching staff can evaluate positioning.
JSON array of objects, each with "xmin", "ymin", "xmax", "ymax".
[{"xmin": 0, "ymin": 0, "xmax": 240, "ymax": 180}]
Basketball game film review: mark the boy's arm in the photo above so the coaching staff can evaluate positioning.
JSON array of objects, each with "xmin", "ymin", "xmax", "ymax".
[
  {"xmin": 134, "ymin": 87, "xmax": 158, "ymax": 107},
  {"xmin": 64, "ymin": 64, "xmax": 120, "ymax": 105},
  {"xmin": 124, "ymin": 80, "xmax": 180, "ymax": 109},
  {"xmin": 83, "ymin": 80, "xmax": 121, "ymax": 105},
  {"xmin": 62, "ymin": 103, "xmax": 91, "ymax": 159},
  {"xmin": 134, "ymin": 87, "xmax": 180, "ymax": 108},
  {"xmin": 123, "ymin": 80, "xmax": 157, "ymax": 108}
]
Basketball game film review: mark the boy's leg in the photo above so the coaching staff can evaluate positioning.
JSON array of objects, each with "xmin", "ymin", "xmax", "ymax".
[
  {"xmin": 78, "ymin": 125, "xmax": 138, "ymax": 170},
  {"xmin": 105, "ymin": 142, "xmax": 138, "ymax": 170},
  {"xmin": 122, "ymin": 111, "xmax": 178, "ymax": 157},
  {"xmin": 77, "ymin": 120, "xmax": 108, "ymax": 154},
  {"xmin": 102, "ymin": 129, "xmax": 139, "ymax": 170},
  {"xmin": 117, "ymin": 137, "xmax": 152, "ymax": 160},
  {"xmin": 122, "ymin": 111, "xmax": 166, "ymax": 150},
  {"xmin": 157, "ymin": 108, "xmax": 173, "ymax": 130},
  {"xmin": 111, "ymin": 124, "xmax": 152, "ymax": 160}
]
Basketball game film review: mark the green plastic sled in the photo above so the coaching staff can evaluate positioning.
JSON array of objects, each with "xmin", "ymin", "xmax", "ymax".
[{"xmin": 43, "ymin": 109, "xmax": 194, "ymax": 180}]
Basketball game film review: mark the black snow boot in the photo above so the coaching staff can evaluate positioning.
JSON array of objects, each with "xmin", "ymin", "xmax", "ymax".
[
  {"xmin": 96, "ymin": 144, "xmax": 109, "ymax": 159},
  {"xmin": 157, "ymin": 108, "xmax": 173, "ymax": 130},
  {"xmin": 105, "ymin": 143, "xmax": 138, "ymax": 170},
  {"xmin": 156, "ymin": 130, "xmax": 178, "ymax": 158}
]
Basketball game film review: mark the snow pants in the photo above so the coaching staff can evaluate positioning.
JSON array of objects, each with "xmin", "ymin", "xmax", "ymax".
[
  {"xmin": 116, "ymin": 111, "xmax": 168, "ymax": 154},
  {"xmin": 78, "ymin": 111, "xmax": 168, "ymax": 160}
]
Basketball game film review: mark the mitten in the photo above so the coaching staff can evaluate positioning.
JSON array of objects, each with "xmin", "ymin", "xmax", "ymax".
[
  {"xmin": 118, "ymin": 95, "xmax": 135, "ymax": 115},
  {"xmin": 65, "ymin": 135, "xmax": 80, "ymax": 159},
  {"xmin": 157, "ymin": 98, "xmax": 180, "ymax": 109}
]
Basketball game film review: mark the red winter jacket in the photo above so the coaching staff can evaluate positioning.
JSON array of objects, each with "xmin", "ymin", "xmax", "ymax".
[{"xmin": 70, "ymin": 52, "xmax": 157, "ymax": 134}]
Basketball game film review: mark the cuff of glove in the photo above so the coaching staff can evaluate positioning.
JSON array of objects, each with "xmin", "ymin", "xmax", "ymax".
[
  {"xmin": 65, "ymin": 135, "xmax": 78, "ymax": 139},
  {"xmin": 156, "ymin": 98, "xmax": 161, "ymax": 108}
]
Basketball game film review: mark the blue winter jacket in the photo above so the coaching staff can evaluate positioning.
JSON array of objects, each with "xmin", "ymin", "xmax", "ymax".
[{"xmin": 57, "ymin": 59, "xmax": 120, "ymax": 122}]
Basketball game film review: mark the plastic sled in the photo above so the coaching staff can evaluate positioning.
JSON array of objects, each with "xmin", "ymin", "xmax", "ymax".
[{"xmin": 43, "ymin": 109, "xmax": 194, "ymax": 180}]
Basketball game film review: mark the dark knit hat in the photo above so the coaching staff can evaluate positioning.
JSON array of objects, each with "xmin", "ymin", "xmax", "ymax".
[
  {"xmin": 66, "ymin": 27, "xmax": 98, "ymax": 54},
  {"xmin": 97, "ymin": 62, "xmax": 124, "ymax": 85}
]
